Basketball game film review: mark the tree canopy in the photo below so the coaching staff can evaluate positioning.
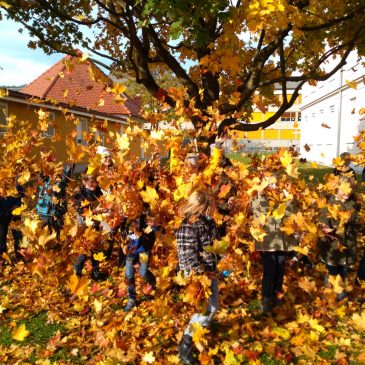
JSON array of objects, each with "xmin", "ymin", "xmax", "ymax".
[{"xmin": 1, "ymin": 0, "xmax": 365, "ymax": 140}]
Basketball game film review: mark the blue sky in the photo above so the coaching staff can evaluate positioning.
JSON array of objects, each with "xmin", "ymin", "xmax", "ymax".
[{"xmin": 0, "ymin": 18, "xmax": 63, "ymax": 86}]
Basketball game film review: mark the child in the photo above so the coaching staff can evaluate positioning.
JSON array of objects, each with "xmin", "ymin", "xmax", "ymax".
[
  {"xmin": 175, "ymin": 190, "xmax": 220, "ymax": 365},
  {"xmin": 0, "ymin": 183, "xmax": 24, "ymax": 262},
  {"xmin": 318, "ymin": 177, "xmax": 358, "ymax": 300},
  {"xmin": 122, "ymin": 213, "xmax": 158, "ymax": 312},
  {"xmin": 251, "ymin": 177, "xmax": 297, "ymax": 314},
  {"xmin": 73, "ymin": 174, "xmax": 105, "ymax": 280},
  {"xmin": 36, "ymin": 166, "xmax": 72, "ymax": 243}
]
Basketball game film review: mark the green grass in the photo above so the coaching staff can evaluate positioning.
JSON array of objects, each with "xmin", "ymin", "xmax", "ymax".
[
  {"xmin": 0, "ymin": 311, "xmax": 64, "ymax": 348},
  {"xmin": 226, "ymin": 152, "xmax": 335, "ymax": 183}
]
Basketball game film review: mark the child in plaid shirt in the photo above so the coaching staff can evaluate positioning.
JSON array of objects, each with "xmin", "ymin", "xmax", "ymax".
[{"xmin": 175, "ymin": 190, "xmax": 220, "ymax": 365}]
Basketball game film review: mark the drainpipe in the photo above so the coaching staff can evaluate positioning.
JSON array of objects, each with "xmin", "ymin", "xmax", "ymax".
[{"xmin": 336, "ymin": 67, "xmax": 344, "ymax": 157}]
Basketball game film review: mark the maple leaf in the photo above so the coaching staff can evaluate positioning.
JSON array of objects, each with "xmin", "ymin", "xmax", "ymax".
[
  {"xmin": 321, "ymin": 123, "xmax": 331, "ymax": 129},
  {"xmin": 304, "ymin": 144, "xmax": 311, "ymax": 152},
  {"xmin": 191, "ymin": 322, "xmax": 209, "ymax": 352},
  {"xmin": 67, "ymin": 274, "xmax": 89, "ymax": 297},
  {"xmin": 142, "ymin": 351, "xmax": 156, "ymax": 364},
  {"xmin": 272, "ymin": 202, "xmax": 287, "ymax": 220},
  {"xmin": 93, "ymin": 252, "xmax": 106, "ymax": 261},
  {"xmin": 12, "ymin": 204, "xmax": 27, "ymax": 216},
  {"xmin": 250, "ymin": 225, "xmax": 267, "ymax": 242},
  {"xmin": 12, "ymin": 323, "xmax": 30, "ymax": 341},
  {"xmin": 205, "ymin": 239, "xmax": 229, "ymax": 255},
  {"xmin": 116, "ymin": 132, "xmax": 130, "ymax": 150},
  {"xmin": 140, "ymin": 186, "xmax": 159, "ymax": 206},
  {"xmin": 93, "ymin": 299, "xmax": 102, "ymax": 313}
]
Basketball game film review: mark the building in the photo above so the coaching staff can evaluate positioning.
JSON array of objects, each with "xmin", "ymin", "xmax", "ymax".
[
  {"xmin": 0, "ymin": 55, "xmax": 143, "ymax": 171},
  {"xmin": 234, "ymin": 82, "xmax": 302, "ymax": 151},
  {"xmin": 299, "ymin": 51, "xmax": 365, "ymax": 167}
]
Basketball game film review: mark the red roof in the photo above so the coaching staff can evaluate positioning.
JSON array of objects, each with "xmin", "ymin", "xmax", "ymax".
[{"xmin": 21, "ymin": 55, "xmax": 141, "ymax": 118}]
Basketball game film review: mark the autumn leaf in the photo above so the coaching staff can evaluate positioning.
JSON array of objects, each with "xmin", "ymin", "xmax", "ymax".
[
  {"xmin": 116, "ymin": 133, "xmax": 130, "ymax": 150},
  {"xmin": 140, "ymin": 186, "xmax": 159, "ymax": 206},
  {"xmin": 67, "ymin": 274, "xmax": 89, "ymax": 297},
  {"xmin": 12, "ymin": 323, "xmax": 29, "ymax": 341},
  {"xmin": 12, "ymin": 204, "xmax": 27, "ymax": 215},
  {"xmin": 345, "ymin": 79, "xmax": 357, "ymax": 89},
  {"xmin": 93, "ymin": 252, "xmax": 106, "ymax": 261},
  {"xmin": 272, "ymin": 202, "xmax": 287, "ymax": 220},
  {"xmin": 81, "ymin": 52, "xmax": 89, "ymax": 62},
  {"xmin": 321, "ymin": 123, "xmax": 331, "ymax": 129},
  {"xmin": 304, "ymin": 144, "xmax": 310, "ymax": 152},
  {"xmin": 142, "ymin": 351, "xmax": 156, "ymax": 364},
  {"xmin": 205, "ymin": 239, "xmax": 229, "ymax": 255},
  {"xmin": 0, "ymin": 87, "xmax": 9, "ymax": 96},
  {"xmin": 93, "ymin": 299, "xmax": 102, "ymax": 313},
  {"xmin": 250, "ymin": 226, "xmax": 267, "ymax": 242}
]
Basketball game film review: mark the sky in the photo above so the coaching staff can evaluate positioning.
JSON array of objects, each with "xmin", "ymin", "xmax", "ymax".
[{"xmin": 0, "ymin": 18, "xmax": 63, "ymax": 86}]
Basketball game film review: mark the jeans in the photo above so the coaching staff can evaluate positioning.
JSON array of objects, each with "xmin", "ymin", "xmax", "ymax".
[
  {"xmin": 357, "ymin": 256, "xmax": 365, "ymax": 281},
  {"xmin": 0, "ymin": 215, "xmax": 22, "ymax": 255},
  {"xmin": 125, "ymin": 251, "xmax": 156, "ymax": 300},
  {"xmin": 184, "ymin": 278, "xmax": 219, "ymax": 336},
  {"xmin": 261, "ymin": 251, "xmax": 287, "ymax": 298}
]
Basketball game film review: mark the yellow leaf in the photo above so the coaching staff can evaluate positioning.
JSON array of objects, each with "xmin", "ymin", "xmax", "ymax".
[
  {"xmin": 12, "ymin": 204, "xmax": 27, "ymax": 216},
  {"xmin": 345, "ymin": 79, "xmax": 357, "ymax": 89},
  {"xmin": 205, "ymin": 239, "xmax": 229, "ymax": 255},
  {"xmin": 173, "ymin": 271, "xmax": 189, "ymax": 286},
  {"xmin": 93, "ymin": 252, "xmax": 106, "ymax": 262},
  {"xmin": 116, "ymin": 133, "xmax": 130, "ymax": 150},
  {"xmin": 273, "ymin": 327, "xmax": 291, "ymax": 340},
  {"xmin": 352, "ymin": 312, "xmax": 365, "ymax": 331},
  {"xmin": 250, "ymin": 226, "xmax": 267, "ymax": 242},
  {"xmin": 280, "ymin": 151, "xmax": 292, "ymax": 168},
  {"xmin": 191, "ymin": 322, "xmax": 209, "ymax": 352},
  {"xmin": 81, "ymin": 52, "xmax": 89, "ymax": 62},
  {"xmin": 110, "ymin": 82, "xmax": 126, "ymax": 95},
  {"xmin": 142, "ymin": 351, "xmax": 156, "ymax": 364},
  {"xmin": 140, "ymin": 186, "xmax": 159, "ymax": 206},
  {"xmin": 98, "ymin": 98, "xmax": 105, "ymax": 107},
  {"xmin": 272, "ymin": 203, "xmax": 286, "ymax": 220},
  {"xmin": 93, "ymin": 299, "xmax": 102, "ymax": 313},
  {"xmin": 17, "ymin": 170, "xmax": 30, "ymax": 185},
  {"xmin": 67, "ymin": 274, "xmax": 89, "ymax": 297},
  {"xmin": 12, "ymin": 323, "xmax": 29, "ymax": 341},
  {"xmin": 139, "ymin": 252, "xmax": 149, "ymax": 264},
  {"xmin": 308, "ymin": 318, "xmax": 325, "ymax": 333}
]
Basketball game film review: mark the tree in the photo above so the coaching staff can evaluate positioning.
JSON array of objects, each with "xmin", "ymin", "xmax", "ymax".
[{"xmin": 1, "ymin": 0, "xmax": 365, "ymax": 143}]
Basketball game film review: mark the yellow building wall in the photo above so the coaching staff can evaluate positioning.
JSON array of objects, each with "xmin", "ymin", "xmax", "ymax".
[{"xmin": 2, "ymin": 99, "xmax": 142, "ymax": 164}]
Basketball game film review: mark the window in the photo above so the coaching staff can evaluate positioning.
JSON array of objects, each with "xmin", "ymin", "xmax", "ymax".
[
  {"xmin": 76, "ymin": 117, "xmax": 88, "ymax": 145},
  {"xmin": 0, "ymin": 102, "xmax": 8, "ymax": 135},
  {"xmin": 45, "ymin": 112, "xmax": 56, "ymax": 137},
  {"xmin": 280, "ymin": 112, "xmax": 297, "ymax": 122}
]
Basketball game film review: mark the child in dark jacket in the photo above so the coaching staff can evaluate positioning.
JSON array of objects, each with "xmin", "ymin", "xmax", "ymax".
[
  {"xmin": 318, "ymin": 177, "xmax": 358, "ymax": 300},
  {"xmin": 122, "ymin": 213, "xmax": 158, "ymax": 312},
  {"xmin": 0, "ymin": 184, "xmax": 24, "ymax": 261},
  {"xmin": 73, "ymin": 174, "xmax": 105, "ymax": 280},
  {"xmin": 175, "ymin": 190, "xmax": 220, "ymax": 365}
]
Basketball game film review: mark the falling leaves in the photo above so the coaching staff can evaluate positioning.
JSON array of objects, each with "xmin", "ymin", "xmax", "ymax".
[
  {"xmin": 345, "ymin": 79, "xmax": 357, "ymax": 89},
  {"xmin": 321, "ymin": 123, "xmax": 331, "ymax": 129},
  {"xmin": 67, "ymin": 274, "xmax": 89, "ymax": 298}
]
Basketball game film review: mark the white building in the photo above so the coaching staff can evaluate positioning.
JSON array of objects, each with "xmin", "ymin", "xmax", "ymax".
[{"xmin": 300, "ymin": 51, "xmax": 365, "ymax": 168}]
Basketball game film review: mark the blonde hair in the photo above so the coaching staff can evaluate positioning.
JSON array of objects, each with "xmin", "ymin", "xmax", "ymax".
[{"xmin": 181, "ymin": 190, "xmax": 215, "ymax": 218}]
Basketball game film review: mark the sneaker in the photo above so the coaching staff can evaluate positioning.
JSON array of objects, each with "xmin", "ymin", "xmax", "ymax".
[{"xmin": 123, "ymin": 299, "xmax": 136, "ymax": 312}]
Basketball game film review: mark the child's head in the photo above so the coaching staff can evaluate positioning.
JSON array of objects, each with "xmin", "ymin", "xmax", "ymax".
[
  {"xmin": 339, "ymin": 152, "xmax": 351, "ymax": 167},
  {"xmin": 181, "ymin": 190, "xmax": 215, "ymax": 218},
  {"xmin": 82, "ymin": 174, "xmax": 98, "ymax": 190}
]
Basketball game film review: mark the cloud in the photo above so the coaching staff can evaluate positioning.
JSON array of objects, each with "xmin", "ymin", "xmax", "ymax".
[{"xmin": 0, "ymin": 18, "xmax": 61, "ymax": 86}]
